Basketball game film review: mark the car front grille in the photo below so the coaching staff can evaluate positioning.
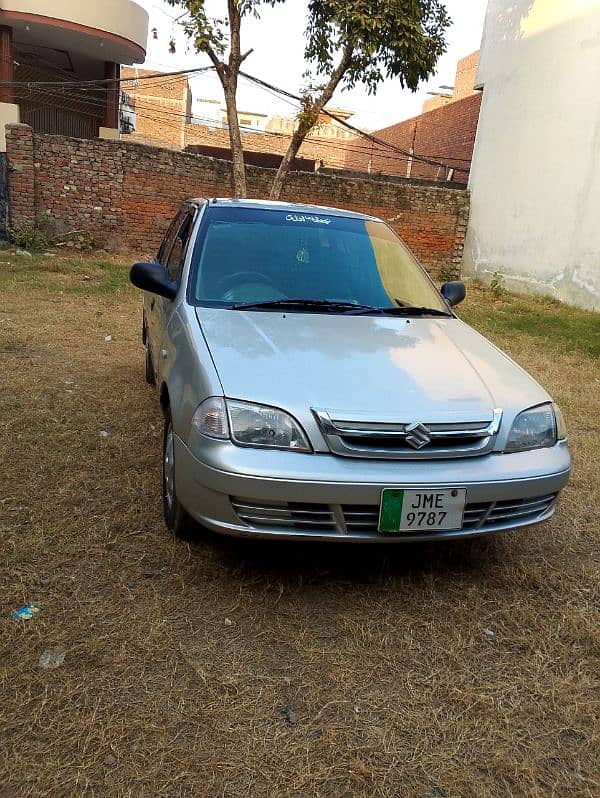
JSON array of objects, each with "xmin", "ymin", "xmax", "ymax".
[
  {"xmin": 312, "ymin": 409, "xmax": 503, "ymax": 460},
  {"xmin": 230, "ymin": 499, "xmax": 337, "ymax": 530},
  {"xmin": 230, "ymin": 493, "xmax": 558, "ymax": 536}
]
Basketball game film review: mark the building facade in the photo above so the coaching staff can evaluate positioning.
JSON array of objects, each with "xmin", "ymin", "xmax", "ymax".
[
  {"xmin": 422, "ymin": 50, "xmax": 480, "ymax": 112},
  {"xmin": 0, "ymin": 0, "xmax": 148, "ymax": 149},
  {"xmin": 121, "ymin": 66, "xmax": 191, "ymax": 150},
  {"xmin": 463, "ymin": 0, "xmax": 600, "ymax": 310},
  {"xmin": 266, "ymin": 108, "xmax": 356, "ymax": 141},
  {"xmin": 125, "ymin": 78, "xmax": 352, "ymax": 169},
  {"xmin": 343, "ymin": 52, "xmax": 482, "ymax": 185}
]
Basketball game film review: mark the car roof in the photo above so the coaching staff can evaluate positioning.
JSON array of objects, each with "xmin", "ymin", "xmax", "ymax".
[{"xmin": 185, "ymin": 197, "xmax": 381, "ymax": 222}]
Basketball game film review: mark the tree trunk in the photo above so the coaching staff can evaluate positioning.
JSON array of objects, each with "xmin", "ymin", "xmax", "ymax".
[
  {"xmin": 269, "ymin": 121, "xmax": 313, "ymax": 200},
  {"xmin": 269, "ymin": 46, "xmax": 354, "ymax": 200},
  {"xmin": 208, "ymin": 1, "xmax": 248, "ymax": 198},
  {"xmin": 223, "ymin": 74, "xmax": 247, "ymax": 198}
]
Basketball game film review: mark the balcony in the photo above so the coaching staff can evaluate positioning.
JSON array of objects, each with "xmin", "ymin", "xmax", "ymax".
[
  {"xmin": 0, "ymin": 0, "xmax": 148, "ymax": 64},
  {"xmin": 0, "ymin": 0, "xmax": 149, "ymax": 143}
]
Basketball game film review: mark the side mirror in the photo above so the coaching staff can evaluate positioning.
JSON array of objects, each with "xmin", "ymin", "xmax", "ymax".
[
  {"xmin": 441, "ymin": 280, "xmax": 466, "ymax": 307},
  {"xmin": 130, "ymin": 262, "xmax": 178, "ymax": 301}
]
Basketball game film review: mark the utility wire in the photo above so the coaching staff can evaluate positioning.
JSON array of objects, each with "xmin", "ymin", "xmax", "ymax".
[
  {"xmin": 0, "ymin": 65, "xmax": 214, "ymax": 88},
  {"xmin": 12, "ymin": 82, "xmax": 413, "ymax": 165},
  {"xmin": 239, "ymin": 70, "xmax": 470, "ymax": 174},
  {"xmin": 5, "ymin": 61, "xmax": 471, "ymax": 172}
]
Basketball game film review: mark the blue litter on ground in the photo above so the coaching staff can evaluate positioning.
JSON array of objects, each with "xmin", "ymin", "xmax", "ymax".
[{"xmin": 11, "ymin": 604, "xmax": 42, "ymax": 620}]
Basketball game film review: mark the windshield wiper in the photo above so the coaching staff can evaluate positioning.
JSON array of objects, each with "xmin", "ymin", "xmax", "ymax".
[
  {"xmin": 346, "ymin": 305, "xmax": 452, "ymax": 318},
  {"xmin": 230, "ymin": 298, "xmax": 452, "ymax": 317},
  {"xmin": 231, "ymin": 299, "xmax": 377, "ymax": 312}
]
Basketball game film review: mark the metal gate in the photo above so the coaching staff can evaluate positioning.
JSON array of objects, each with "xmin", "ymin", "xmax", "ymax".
[{"xmin": 19, "ymin": 105, "xmax": 100, "ymax": 139}]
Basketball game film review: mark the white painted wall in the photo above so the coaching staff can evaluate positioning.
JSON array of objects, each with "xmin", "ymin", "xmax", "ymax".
[{"xmin": 463, "ymin": 0, "xmax": 600, "ymax": 310}]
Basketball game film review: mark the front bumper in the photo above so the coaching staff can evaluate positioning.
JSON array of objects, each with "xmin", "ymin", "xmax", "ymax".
[{"xmin": 174, "ymin": 437, "xmax": 571, "ymax": 542}]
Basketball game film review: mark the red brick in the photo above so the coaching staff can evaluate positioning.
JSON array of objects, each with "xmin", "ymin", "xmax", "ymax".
[{"xmin": 5, "ymin": 125, "xmax": 469, "ymax": 278}]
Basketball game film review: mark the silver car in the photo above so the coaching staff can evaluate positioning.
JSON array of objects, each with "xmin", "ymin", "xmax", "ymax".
[{"xmin": 131, "ymin": 198, "xmax": 571, "ymax": 542}]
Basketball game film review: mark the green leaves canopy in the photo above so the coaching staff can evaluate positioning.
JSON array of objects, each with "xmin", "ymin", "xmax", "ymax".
[
  {"xmin": 166, "ymin": 1, "xmax": 450, "ymax": 94},
  {"xmin": 164, "ymin": 1, "xmax": 450, "ymax": 198},
  {"xmin": 166, "ymin": 2, "xmax": 285, "ymax": 59},
  {"xmin": 305, "ymin": 0, "xmax": 451, "ymax": 93}
]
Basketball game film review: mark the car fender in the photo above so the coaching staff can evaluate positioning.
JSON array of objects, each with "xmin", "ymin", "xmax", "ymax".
[{"xmin": 160, "ymin": 301, "xmax": 223, "ymax": 441}]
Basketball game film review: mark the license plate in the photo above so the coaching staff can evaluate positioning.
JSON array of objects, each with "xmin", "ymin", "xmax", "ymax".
[{"xmin": 379, "ymin": 488, "xmax": 466, "ymax": 533}]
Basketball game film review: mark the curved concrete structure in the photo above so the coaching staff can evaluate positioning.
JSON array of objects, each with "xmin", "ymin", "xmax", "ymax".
[{"xmin": 0, "ymin": 0, "xmax": 148, "ymax": 64}]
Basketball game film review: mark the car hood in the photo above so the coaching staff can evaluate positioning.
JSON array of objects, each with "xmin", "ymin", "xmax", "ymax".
[{"xmin": 196, "ymin": 309, "xmax": 550, "ymax": 426}]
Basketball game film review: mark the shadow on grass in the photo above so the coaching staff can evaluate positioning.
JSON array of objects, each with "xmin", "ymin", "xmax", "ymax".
[{"xmin": 193, "ymin": 526, "xmax": 507, "ymax": 588}]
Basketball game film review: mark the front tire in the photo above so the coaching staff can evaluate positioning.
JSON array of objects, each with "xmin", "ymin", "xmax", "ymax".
[{"xmin": 162, "ymin": 408, "xmax": 195, "ymax": 540}]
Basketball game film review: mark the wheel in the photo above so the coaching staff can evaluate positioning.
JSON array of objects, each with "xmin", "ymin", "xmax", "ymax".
[
  {"xmin": 162, "ymin": 407, "xmax": 195, "ymax": 540},
  {"xmin": 145, "ymin": 345, "xmax": 156, "ymax": 385}
]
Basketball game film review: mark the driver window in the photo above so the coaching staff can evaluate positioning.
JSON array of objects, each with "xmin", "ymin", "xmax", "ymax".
[
  {"xmin": 157, "ymin": 214, "xmax": 181, "ymax": 265},
  {"xmin": 165, "ymin": 211, "xmax": 194, "ymax": 281}
]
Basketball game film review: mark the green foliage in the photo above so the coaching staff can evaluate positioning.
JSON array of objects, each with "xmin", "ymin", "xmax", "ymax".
[
  {"xmin": 439, "ymin": 265, "xmax": 456, "ymax": 283},
  {"xmin": 166, "ymin": 1, "xmax": 285, "ymax": 57},
  {"xmin": 305, "ymin": 0, "xmax": 450, "ymax": 93},
  {"xmin": 490, "ymin": 270, "xmax": 505, "ymax": 298},
  {"xmin": 167, "ymin": 1, "xmax": 450, "ymax": 94},
  {"xmin": 9, "ymin": 221, "xmax": 49, "ymax": 252},
  {"xmin": 166, "ymin": 1, "xmax": 450, "ymax": 196}
]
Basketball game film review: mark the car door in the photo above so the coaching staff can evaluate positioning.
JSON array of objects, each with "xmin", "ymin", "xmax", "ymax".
[
  {"xmin": 145, "ymin": 210, "xmax": 183, "ymax": 369},
  {"xmin": 152, "ymin": 206, "xmax": 196, "ymax": 383}
]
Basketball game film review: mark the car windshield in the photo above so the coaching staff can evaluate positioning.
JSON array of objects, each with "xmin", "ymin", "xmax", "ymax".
[{"xmin": 190, "ymin": 206, "xmax": 448, "ymax": 313}]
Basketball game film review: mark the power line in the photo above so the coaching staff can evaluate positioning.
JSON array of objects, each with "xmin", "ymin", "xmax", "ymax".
[
  {"xmin": 225, "ymin": 73, "xmax": 472, "ymax": 166},
  {"xmin": 20, "ymin": 100, "xmax": 416, "ymax": 174},
  {"xmin": 0, "ymin": 65, "xmax": 214, "ymax": 89},
  {"xmin": 5, "ymin": 61, "xmax": 471, "ymax": 174},
  {"xmin": 238, "ymin": 70, "xmax": 470, "ymax": 174},
  {"xmin": 12, "ymin": 77, "xmax": 406, "ymax": 164}
]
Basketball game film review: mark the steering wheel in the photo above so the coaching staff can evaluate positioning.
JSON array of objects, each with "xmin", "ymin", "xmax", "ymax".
[{"xmin": 215, "ymin": 270, "xmax": 277, "ymax": 300}]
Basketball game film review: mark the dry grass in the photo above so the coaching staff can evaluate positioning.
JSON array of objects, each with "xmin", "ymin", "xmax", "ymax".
[{"xmin": 0, "ymin": 255, "xmax": 598, "ymax": 798}]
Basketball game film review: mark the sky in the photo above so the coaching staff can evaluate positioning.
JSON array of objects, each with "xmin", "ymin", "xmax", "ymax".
[{"xmin": 137, "ymin": 0, "xmax": 488, "ymax": 131}]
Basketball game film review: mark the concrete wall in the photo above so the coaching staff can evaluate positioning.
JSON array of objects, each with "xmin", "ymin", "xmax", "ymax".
[
  {"xmin": 463, "ymin": 0, "xmax": 600, "ymax": 310},
  {"xmin": 5, "ymin": 124, "xmax": 470, "ymax": 279}
]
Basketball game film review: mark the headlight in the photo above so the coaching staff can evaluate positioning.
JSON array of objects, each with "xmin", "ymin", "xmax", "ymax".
[
  {"xmin": 190, "ymin": 397, "xmax": 312, "ymax": 452},
  {"xmin": 227, "ymin": 400, "xmax": 312, "ymax": 451},
  {"xmin": 505, "ymin": 402, "xmax": 561, "ymax": 452}
]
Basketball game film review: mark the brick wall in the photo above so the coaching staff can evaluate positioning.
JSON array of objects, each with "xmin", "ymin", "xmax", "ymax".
[
  {"xmin": 344, "ymin": 93, "xmax": 482, "ymax": 185},
  {"xmin": 183, "ymin": 122, "xmax": 349, "ymax": 169},
  {"xmin": 453, "ymin": 51, "xmax": 480, "ymax": 100},
  {"xmin": 121, "ymin": 67, "xmax": 190, "ymax": 150},
  {"xmin": 6, "ymin": 124, "xmax": 469, "ymax": 278},
  {"xmin": 6, "ymin": 124, "xmax": 35, "ymax": 226}
]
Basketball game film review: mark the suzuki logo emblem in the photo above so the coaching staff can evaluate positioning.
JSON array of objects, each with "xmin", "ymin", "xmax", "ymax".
[{"xmin": 405, "ymin": 422, "xmax": 432, "ymax": 449}]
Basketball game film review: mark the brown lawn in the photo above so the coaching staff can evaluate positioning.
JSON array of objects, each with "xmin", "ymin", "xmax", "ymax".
[{"xmin": 1, "ymin": 254, "xmax": 598, "ymax": 797}]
